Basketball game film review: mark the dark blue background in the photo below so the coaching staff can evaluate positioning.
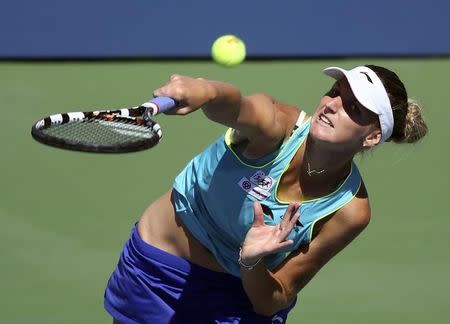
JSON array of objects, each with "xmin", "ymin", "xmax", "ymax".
[{"xmin": 1, "ymin": 0, "xmax": 449, "ymax": 58}]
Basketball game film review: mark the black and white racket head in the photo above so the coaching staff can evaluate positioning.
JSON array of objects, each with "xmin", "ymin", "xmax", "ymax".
[
  {"xmin": 31, "ymin": 110, "xmax": 163, "ymax": 153},
  {"xmin": 31, "ymin": 96, "xmax": 176, "ymax": 153}
]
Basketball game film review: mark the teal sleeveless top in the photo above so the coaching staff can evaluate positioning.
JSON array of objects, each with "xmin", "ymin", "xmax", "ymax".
[{"xmin": 172, "ymin": 113, "xmax": 362, "ymax": 277}]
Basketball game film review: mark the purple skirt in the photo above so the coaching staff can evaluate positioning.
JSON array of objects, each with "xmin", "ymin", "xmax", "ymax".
[{"xmin": 104, "ymin": 224, "xmax": 296, "ymax": 324}]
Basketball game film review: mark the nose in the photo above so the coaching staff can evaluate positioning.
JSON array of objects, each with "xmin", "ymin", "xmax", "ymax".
[{"xmin": 324, "ymin": 96, "xmax": 341, "ymax": 113}]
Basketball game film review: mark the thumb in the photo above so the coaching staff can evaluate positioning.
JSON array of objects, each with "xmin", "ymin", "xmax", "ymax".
[{"xmin": 252, "ymin": 201, "xmax": 265, "ymax": 227}]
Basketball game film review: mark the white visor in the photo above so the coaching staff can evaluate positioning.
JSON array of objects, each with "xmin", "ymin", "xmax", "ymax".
[{"xmin": 323, "ymin": 66, "xmax": 393, "ymax": 143}]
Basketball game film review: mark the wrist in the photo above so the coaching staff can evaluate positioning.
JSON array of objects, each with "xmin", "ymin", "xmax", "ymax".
[{"xmin": 238, "ymin": 247, "xmax": 262, "ymax": 271}]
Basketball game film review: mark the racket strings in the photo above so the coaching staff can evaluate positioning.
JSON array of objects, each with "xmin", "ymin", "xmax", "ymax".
[{"xmin": 42, "ymin": 117, "xmax": 158, "ymax": 145}]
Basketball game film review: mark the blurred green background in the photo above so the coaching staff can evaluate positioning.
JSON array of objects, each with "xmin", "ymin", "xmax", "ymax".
[{"xmin": 0, "ymin": 59, "xmax": 448, "ymax": 323}]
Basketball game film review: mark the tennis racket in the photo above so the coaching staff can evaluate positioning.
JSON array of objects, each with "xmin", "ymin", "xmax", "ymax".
[{"xmin": 31, "ymin": 96, "xmax": 177, "ymax": 153}]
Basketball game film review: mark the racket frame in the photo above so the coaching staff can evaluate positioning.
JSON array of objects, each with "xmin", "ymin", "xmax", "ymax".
[{"xmin": 31, "ymin": 97, "xmax": 175, "ymax": 153}]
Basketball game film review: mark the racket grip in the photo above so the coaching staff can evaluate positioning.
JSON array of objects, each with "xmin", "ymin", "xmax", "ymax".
[{"xmin": 145, "ymin": 96, "xmax": 177, "ymax": 115}]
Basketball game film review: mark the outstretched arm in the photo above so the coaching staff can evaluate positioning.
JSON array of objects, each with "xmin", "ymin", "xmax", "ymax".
[{"xmin": 153, "ymin": 75, "xmax": 285, "ymax": 145}]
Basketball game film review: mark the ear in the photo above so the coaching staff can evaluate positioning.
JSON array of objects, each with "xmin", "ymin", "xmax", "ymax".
[{"xmin": 363, "ymin": 129, "xmax": 382, "ymax": 147}]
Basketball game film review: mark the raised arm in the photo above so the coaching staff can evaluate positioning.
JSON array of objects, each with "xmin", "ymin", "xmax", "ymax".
[{"xmin": 153, "ymin": 74, "xmax": 286, "ymax": 146}]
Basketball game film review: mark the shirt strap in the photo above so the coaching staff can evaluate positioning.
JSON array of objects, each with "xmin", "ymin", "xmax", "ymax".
[{"xmin": 290, "ymin": 110, "xmax": 308, "ymax": 136}]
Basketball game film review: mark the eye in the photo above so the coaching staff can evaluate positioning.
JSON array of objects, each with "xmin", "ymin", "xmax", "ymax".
[
  {"xmin": 349, "ymin": 103, "xmax": 361, "ymax": 114},
  {"xmin": 325, "ymin": 88, "xmax": 339, "ymax": 98}
]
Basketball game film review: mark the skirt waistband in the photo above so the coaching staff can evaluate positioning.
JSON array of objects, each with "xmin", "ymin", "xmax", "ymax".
[{"xmin": 130, "ymin": 223, "xmax": 240, "ymax": 282}]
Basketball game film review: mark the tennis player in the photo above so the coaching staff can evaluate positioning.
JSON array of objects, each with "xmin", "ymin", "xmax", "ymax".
[{"xmin": 104, "ymin": 65, "xmax": 427, "ymax": 323}]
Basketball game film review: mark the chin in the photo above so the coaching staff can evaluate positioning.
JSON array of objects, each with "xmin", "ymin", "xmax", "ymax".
[
  {"xmin": 309, "ymin": 117, "xmax": 336, "ymax": 143},
  {"xmin": 309, "ymin": 123, "xmax": 356, "ymax": 147}
]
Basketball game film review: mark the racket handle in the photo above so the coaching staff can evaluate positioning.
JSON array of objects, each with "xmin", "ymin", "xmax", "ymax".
[{"xmin": 142, "ymin": 96, "xmax": 177, "ymax": 116}]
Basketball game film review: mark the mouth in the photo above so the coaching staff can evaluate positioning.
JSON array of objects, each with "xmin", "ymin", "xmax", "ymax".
[{"xmin": 318, "ymin": 113, "xmax": 334, "ymax": 128}]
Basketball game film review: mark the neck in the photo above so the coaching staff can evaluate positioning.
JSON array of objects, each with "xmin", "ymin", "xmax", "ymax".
[{"xmin": 301, "ymin": 136, "xmax": 356, "ymax": 180}]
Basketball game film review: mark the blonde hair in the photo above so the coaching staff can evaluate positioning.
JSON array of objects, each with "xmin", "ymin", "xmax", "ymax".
[{"xmin": 391, "ymin": 99, "xmax": 428, "ymax": 143}]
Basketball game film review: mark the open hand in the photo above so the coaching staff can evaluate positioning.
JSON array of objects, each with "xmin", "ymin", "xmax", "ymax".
[{"xmin": 240, "ymin": 202, "xmax": 300, "ymax": 266}]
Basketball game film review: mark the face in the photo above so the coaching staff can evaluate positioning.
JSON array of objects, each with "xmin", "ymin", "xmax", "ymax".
[{"xmin": 309, "ymin": 78, "xmax": 381, "ymax": 149}]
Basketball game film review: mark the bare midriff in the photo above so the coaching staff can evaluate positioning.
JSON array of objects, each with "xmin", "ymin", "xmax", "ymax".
[{"xmin": 138, "ymin": 189, "xmax": 226, "ymax": 272}]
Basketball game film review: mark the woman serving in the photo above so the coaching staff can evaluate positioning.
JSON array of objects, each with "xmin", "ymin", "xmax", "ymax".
[{"xmin": 105, "ymin": 65, "xmax": 427, "ymax": 323}]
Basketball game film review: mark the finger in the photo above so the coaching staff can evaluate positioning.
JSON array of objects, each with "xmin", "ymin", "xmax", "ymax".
[
  {"xmin": 163, "ymin": 106, "xmax": 194, "ymax": 116},
  {"xmin": 288, "ymin": 202, "xmax": 301, "ymax": 222},
  {"xmin": 153, "ymin": 87, "xmax": 176, "ymax": 98},
  {"xmin": 280, "ymin": 203, "xmax": 297, "ymax": 228},
  {"xmin": 285, "ymin": 202, "xmax": 300, "ymax": 224},
  {"xmin": 252, "ymin": 201, "xmax": 265, "ymax": 227},
  {"xmin": 272, "ymin": 240, "xmax": 294, "ymax": 253},
  {"xmin": 277, "ymin": 218, "xmax": 297, "ymax": 240},
  {"xmin": 170, "ymin": 74, "xmax": 182, "ymax": 81},
  {"xmin": 153, "ymin": 81, "xmax": 187, "ymax": 98},
  {"xmin": 289, "ymin": 212, "xmax": 300, "ymax": 227},
  {"xmin": 152, "ymin": 88, "xmax": 165, "ymax": 97},
  {"xmin": 289, "ymin": 203, "xmax": 301, "ymax": 224}
]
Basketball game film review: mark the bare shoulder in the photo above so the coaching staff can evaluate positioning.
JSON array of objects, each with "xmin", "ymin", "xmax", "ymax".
[
  {"xmin": 308, "ymin": 180, "xmax": 371, "ymax": 257},
  {"xmin": 334, "ymin": 180, "xmax": 371, "ymax": 232}
]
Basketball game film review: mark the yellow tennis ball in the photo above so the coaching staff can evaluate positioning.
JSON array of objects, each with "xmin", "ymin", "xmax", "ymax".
[{"xmin": 211, "ymin": 35, "xmax": 246, "ymax": 67}]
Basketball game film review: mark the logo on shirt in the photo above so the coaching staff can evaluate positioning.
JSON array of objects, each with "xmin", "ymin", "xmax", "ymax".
[
  {"xmin": 238, "ymin": 171, "xmax": 274, "ymax": 201},
  {"xmin": 250, "ymin": 171, "xmax": 273, "ymax": 190}
]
